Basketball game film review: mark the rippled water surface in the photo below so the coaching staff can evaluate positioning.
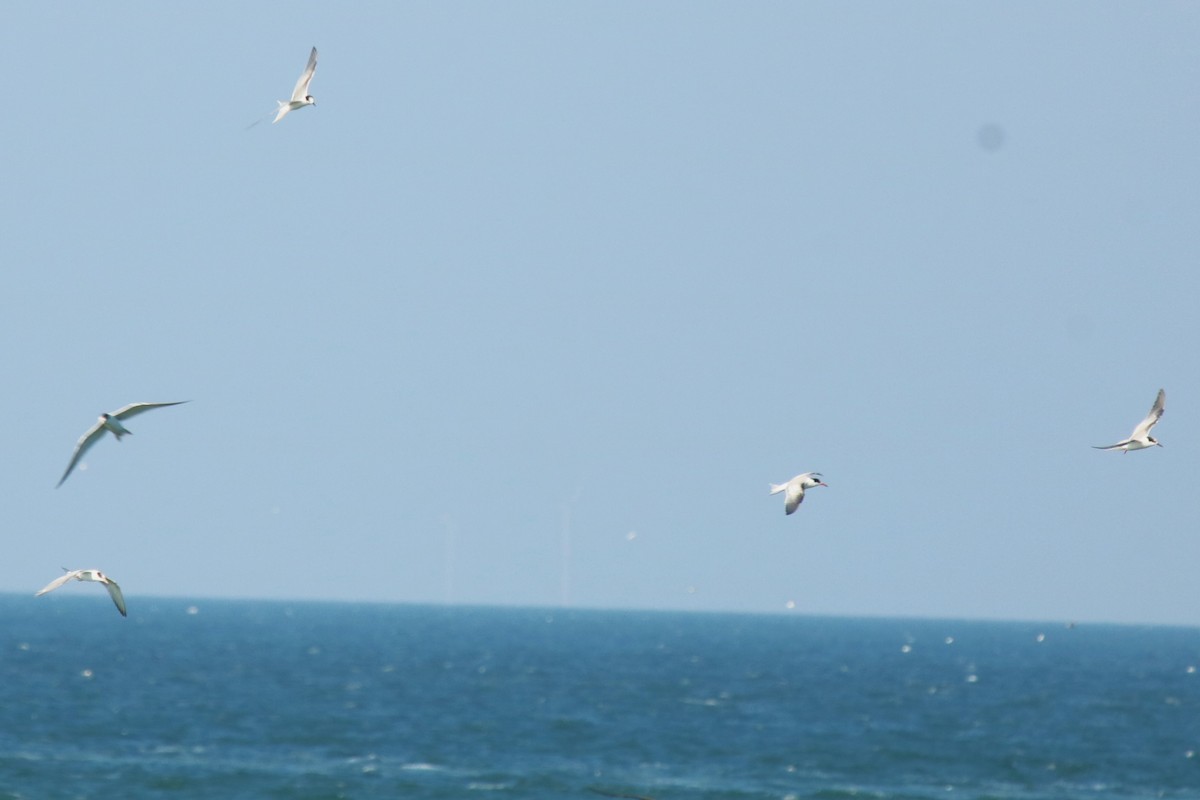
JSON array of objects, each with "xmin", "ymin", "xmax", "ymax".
[{"xmin": 1, "ymin": 597, "xmax": 1197, "ymax": 799}]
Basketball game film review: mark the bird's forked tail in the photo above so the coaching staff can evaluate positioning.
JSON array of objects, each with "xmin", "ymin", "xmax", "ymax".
[{"xmin": 769, "ymin": 483, "xmax": 786, "ymax": 495}]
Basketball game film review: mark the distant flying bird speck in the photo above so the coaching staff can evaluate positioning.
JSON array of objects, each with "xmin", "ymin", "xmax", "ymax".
[
  {"xmin": 769, "ymin": 472, "xmax": 828, "ymax": 515},
  {"xmin": 273, "ymin": 47, "xmax": 318, "ymax": 123},
  {"xmin": 35, "ymin": 568, "xmax": 127, "ymax": 617},
  {"xmin": 57, "ymin": 401, "xmax": 188, "ymax": 487},
  {"xmin": 1093, "ymin": 388, "xmax": 1165, "ymax": 453}
]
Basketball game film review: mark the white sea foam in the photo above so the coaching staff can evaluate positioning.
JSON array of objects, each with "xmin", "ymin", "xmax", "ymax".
[{"xmin": 401, "ymin": 762, "xmax": 445, "ymax": 772}]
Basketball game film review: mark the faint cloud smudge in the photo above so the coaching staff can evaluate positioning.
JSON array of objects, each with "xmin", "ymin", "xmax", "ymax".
[{"xmin": 976, "ymin": 123, "xmax": 1006, "ymax": 152}]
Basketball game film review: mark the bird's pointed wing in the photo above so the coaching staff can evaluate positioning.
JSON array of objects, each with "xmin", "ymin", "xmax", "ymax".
[
  {"xmin": 1130, "ymin": 388, "xmax": 1165, "ymax": 439},
  {"xmin": 784, "ymin": 483, "xmax": 804, "ymax": 514},
  {"xmin": 102, "ymin": 578, "xmax": 127, "ymax": 617},
  {"xmin": 291, "ymin": 47, "xmax": 318, "ymax": 101},
  {"xmin": 57, "ymin": 420, "xmax": 109, "ymax": 487},
  {"xmin": 111, "ymin": 401, "xmax": 188, "ymax": 421},
  {"xmin": 35, "ymin": 570, "xmax": 81, "ymax": 596}
]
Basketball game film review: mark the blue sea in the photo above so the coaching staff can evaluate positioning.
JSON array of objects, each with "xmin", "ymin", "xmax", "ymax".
[{"xmin": 2, "ymin": 598, "xmax": 1198, "ymax": 799}]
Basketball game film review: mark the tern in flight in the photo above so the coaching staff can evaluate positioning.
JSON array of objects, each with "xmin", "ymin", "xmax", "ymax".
[
  {"xmin": 35, "ymin": 569, "xmax": 127, "ymax": 617},
  {"xmin": 769, "ymin": 472, "xmax": 828, "ymax": 515},
  {"xmin": 57, "ymin": 401, "xmax": 188, "ymax": 487},
  {"xmin": 274, "ymin": 46, "xmax": 318, "ymax": 123},
  {"xmin": 1093, "ymin": 388, "xmax": 1165, "ymax": 453}
]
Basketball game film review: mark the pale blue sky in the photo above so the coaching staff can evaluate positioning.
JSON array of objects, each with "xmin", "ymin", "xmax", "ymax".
[{"xmin": 3, "ymin": 2, "xmax": 1198, "ymax": 624}]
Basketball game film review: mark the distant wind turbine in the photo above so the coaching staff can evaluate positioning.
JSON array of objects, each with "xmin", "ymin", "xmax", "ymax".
[
  {"xmin": 440, "ymin": 514, "xmax": 458, "ymax": 604},
  {"xmin": 560, "ymin": 487, "xmax": 581, "ymax": 606}
]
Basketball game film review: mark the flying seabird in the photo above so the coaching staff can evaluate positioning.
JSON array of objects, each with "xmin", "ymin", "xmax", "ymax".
[
  {"xmin": 35, "ymin": 568, "xmax": 127, "ymax": 617},
  {"xmin": 273, "ymin": 46, "xmax": 318, "ymax": 123},
  {"xmin": 57, "ymin": 401, "xmax": 188, "ymax": 487},
  {"xmin": 1093, "ymin": 388, "xmax": 1165, "ymax": 453},
  {"xmin": 769, "ymin": 472, "xmax": 828, "ymax": 515}
]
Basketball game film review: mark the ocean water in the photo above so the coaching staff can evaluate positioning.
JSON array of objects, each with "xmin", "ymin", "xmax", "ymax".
[{"xmin": 1, "ymin": 598, "xmax": 1197, "ymax": 799}]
